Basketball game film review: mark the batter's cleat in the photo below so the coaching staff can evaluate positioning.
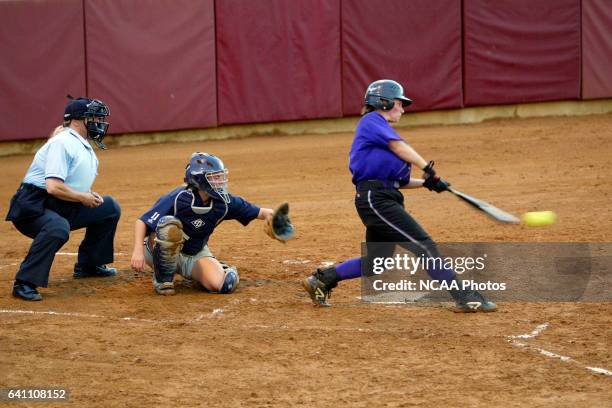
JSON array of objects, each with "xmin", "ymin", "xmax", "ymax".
[
  {"xmin": 73, "ymin": 263, "xmax": 117, "ymax": 279},
  {"xmin": 302, "ymin": 275, "xmax": 334, "ymax": 307},
  {"xmin": 153, "ymin": 278, "xmax": 176, "ymax": 296},
  {"xmin": 451, "ymin": 289, "xmax": 497, "ymax": 313}
]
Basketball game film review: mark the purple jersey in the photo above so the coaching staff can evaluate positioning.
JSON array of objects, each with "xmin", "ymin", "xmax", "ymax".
[
  {"xmin": 140, "ymin": 186, "xmax": 260, "ymax": 255},
  {"xmin": 349, "ymin": 112, "xmax": 411, "ymax": 186}
]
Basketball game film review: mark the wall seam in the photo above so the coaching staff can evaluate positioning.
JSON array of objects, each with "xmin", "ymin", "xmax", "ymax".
[
  {"xmin": 82, "ymin": 0, "xmax": 88, "ymax": 96},
  {"xmin": 578, "ymin": 0, "xmax": 583, "ymax": 100},
  {"xmin": 339, "ymin": 0, "xmax": 344, "ymax": 116},
  {"xmin": 460, "ymin": 0, "xmax": 466, "ymax": 108},
  {"xmin": 213, "ymin": 0, "xmax": 220, "ymax": 126}
]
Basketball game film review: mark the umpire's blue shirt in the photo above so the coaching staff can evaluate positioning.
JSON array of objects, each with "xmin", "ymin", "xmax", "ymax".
[
  {"xmin": 349, "ymin": 112, "xmax": 411, "ymax": 186},
  {"xmin": 22, "ymin": 128, "xmax": 98, "ymax": 192},
  {"xmin": 140, "ymin": 187, "xmax": 260, "ymax": 255}
]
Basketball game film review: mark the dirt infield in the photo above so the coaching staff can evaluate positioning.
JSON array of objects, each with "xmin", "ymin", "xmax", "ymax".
[{"xmin": 1, "ymin": 114, "xmax": 611, "ymax": 407}]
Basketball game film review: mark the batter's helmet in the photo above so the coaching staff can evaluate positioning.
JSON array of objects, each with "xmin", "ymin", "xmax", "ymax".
[
  {"xmin": 64, "ymin": 96, "xmax": 110, "ymax": 149},
  {"xmin": 184, "ymin": 152, "xmax": 230, "ymax": 203},
  {"xmin": 364, "ymin": 79, "xmax": 412, "ymax": 111}
]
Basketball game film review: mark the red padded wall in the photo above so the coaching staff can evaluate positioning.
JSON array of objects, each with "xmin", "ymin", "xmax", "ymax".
[
  {"xmin": 0, "ymin": 0, "xmax": 86, "ymax": 141},
  {"xmin": 85, "ymin": 0, "xmax": 216, "ymax": 134},
  {"xmin": 464, "ymin": 0, "xmax": 581, "ymax": 106},
  {"xmin": 582, "ymin": 0, "xmax": 612, "ymax": 99},
  {"xmin": 216, "ymin": 0, "xmax": 342, "ymax": 125},
  {"xmin": 342, "ymin": 0, "xmax": 463, "ymax": 115}
]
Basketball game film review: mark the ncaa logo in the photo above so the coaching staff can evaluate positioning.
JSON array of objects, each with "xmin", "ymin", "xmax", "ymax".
[{"xmin": 191, "ymin": 219, "xmax": 205, "ymax": 228}]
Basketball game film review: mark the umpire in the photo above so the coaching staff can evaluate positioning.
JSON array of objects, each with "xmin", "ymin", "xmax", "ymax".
[{"xmin": 5, "ymin": 96, "xmax": 121, "ymax": 301}]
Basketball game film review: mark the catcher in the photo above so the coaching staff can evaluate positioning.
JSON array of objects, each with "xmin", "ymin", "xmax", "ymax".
[{"xmin": 130, "ymin": 152, "xmax": 294, "ymax": 295}]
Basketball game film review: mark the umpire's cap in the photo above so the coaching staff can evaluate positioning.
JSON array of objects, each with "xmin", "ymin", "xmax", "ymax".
[{"xmin": 64, "ymin": 96, "xmax": 110, "ymax": 121}]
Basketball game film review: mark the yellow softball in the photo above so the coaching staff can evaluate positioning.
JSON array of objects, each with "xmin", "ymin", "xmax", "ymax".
[{"xmin": 521, "ymin": 211, "xmax": 557, "ymax": 227}]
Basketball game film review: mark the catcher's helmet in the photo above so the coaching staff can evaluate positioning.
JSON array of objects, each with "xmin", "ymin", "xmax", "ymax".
[
  {"xmin": 184, "ymin": 152, "xmax": 230, "ymax": 203},
  {"xmin": 64, "ymin": 96, "xmax": 110, "ymax": 149},
  {"xmin": 364, "ymin": 79, "xmax": 412, "ymax": 111}
]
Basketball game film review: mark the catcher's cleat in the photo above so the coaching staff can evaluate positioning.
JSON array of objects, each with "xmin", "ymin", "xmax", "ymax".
[
  {"xmin": 451, "ymin": 289, "xmax": 497, "ymax": 313},
  {"xmin": 302, "ymin": 275, "xmax": 332, "ymax": 307},
  {"xmin": 153, "ymin": 278, "xmax": 176, "ymax": 296}
]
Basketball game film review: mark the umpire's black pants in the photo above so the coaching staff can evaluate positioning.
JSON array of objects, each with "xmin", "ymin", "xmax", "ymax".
[{"xmin": 7, "ymin": 184, "xmax": 121, "ymax": 287}]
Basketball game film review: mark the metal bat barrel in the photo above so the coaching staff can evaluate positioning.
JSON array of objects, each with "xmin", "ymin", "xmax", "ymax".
[{"xmin": 447, "ymin": 187, "xmax": 520, "ymax": 224}]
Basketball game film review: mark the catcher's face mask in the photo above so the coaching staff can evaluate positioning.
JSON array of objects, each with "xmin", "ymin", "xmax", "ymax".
[
  {"xmin": 185, "ymin": 152, "xmax": 230, "ymax": 204},
  {"xmin": 205, "ymin": 168, "xmax": 229, "ymax": 203}
]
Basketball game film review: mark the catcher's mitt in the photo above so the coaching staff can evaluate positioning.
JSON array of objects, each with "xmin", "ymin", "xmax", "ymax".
[{"xmin": 264, "ymin": 202, "xmax": 295, "ymax": 243}]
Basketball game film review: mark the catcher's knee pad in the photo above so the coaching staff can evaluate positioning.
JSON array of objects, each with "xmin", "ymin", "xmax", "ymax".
[
  {"xmin": 219, "ymin": 264, "xmax": 239, "ymax": 294},
  {"xmin": 153, "ymin": 216, "xmax": 185, "ymax": 284}
]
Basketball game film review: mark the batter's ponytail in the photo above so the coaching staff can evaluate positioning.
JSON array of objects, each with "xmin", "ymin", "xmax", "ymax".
[{"xmin": 361, "ymin": 105, "xmax": 375, "ymax": 115}]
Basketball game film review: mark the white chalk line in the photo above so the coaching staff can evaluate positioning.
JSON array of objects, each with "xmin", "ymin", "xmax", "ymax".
[
  {"xmin": 0, "ymin": 308, "xmax": 223, "ymax": 324},
  {"xmin": 0, "ymin": 309, "xmax": 165, "ymax": 323},
  {"xmin": 0, "ymin": 262, "xmax": 18, "ymax": 270},
  {"xmin": 211, "ymin": 308, "xmax": 224, "ymax": 317},
  {"xmin": 0, "ymin": 309, "xmax": 378, "ymax": 333},
  {"xmin": 0, "ymin": 253, "xmax": 124, "ymax": 269},
  {"xmin": 281, "ymin": 259, "xmax": 335, "ymax": 267},
  {"xmin": 282, "ymin": 259, "xmax": 311, "ymax": 265},
  {"xmin": 586, "ymin": 367, "xmax": 612, "ymax": 376},
  {"xmin": 242, "ymin": 323, "xmax": 373, "ymax": 333},
  {"xmin": 507, "ymin": 323, "xmax": 612, "ymax": 376},
  {"xmin": 508, "ymin": 322, "xmax": 550, "ymax": 339},
  {"xmin": 56, "ymin": 252, "xmax": 125, "ymax": 256}
]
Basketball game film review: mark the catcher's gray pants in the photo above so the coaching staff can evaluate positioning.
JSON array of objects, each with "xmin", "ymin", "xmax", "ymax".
[{"xmin": 144, "ymin": 241, "xmax": 213, "ymax": 279}]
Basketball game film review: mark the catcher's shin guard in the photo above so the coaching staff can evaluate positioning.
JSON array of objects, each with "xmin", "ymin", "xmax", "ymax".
[
  {"xmin": 219, "ymin": 264, "xmax": 239, "ymax": 294},
  {"xmin": 152, "ymin": 216, "xmax": 185, "ymax": 296},
  {"xmin": 302, "ymin": 266, "xmax": 337, "ymax": 307}
]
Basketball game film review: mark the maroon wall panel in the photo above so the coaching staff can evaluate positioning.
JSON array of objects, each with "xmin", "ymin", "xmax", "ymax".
[
  {"xmin": 216, "ymin": 0, "xmax": 342, "ymax": 125},
  {"xmin": 85, "ymin": 0, "xmax": 216, "ymax": 134},
  {"xmin": 0, "ymin": 0, "xmax": 86, "ymax": 141},
  {"xmin": 464, "ymin": 0, "xmax": 581, "ymax": 106},
  {"xmin": 582, "ymin": 0, "xmax": 612, "ymax": 99},
  {"xmin": 342, "ymin": 0, "xmax": 463, "ymax": 115}
]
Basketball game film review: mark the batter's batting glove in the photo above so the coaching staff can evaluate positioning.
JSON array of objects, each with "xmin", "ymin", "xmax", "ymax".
[
  {"xmin": 264, "ymin": 202, "xmax": 295, "ymax": 243},
  {"xmin": 422, "ymin": 160, "xmax": 437, "ymax": 179},
  {"xmin": 422, "ymin": 160, "xmax": 450, "ymax": 193},
  {"xmin": 423, "ymin": 176, "xmax": 450, "ymax": 193}
]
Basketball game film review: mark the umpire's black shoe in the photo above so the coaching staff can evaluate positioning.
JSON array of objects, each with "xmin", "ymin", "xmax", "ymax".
[
  {"xmin": 12, "ymin": 281, "xmax": 42, "ymax": 301},
  {"xmin": 73, "ymin": 263, "xmax": 117, "ymax": 279}
]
